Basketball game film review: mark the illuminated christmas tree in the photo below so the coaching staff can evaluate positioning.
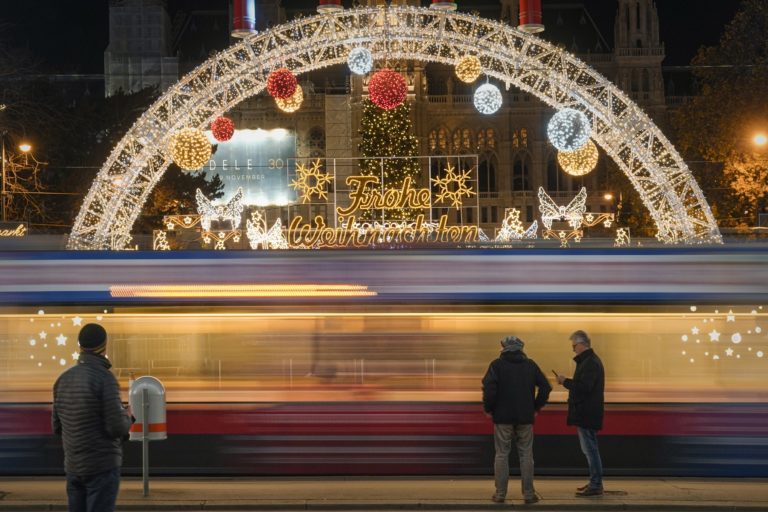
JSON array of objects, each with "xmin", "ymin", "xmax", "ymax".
[{"xmin": 358, "ymin": 99, "xmax": 421, "ymax": 221}]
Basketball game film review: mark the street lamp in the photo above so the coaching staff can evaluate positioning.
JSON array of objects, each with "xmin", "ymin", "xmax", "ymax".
[
  {"xmin": 0, "ymin": 137, "xmax": 32, "ymax": 222},
  {"xmin": 753, "ymin": 133, "xmax": 767, "ymax": 147}
]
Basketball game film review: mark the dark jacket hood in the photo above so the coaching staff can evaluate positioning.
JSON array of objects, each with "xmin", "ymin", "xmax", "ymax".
[{"xmin": 501, "ymin": 350, "xmax": 528, "ymax": 363}]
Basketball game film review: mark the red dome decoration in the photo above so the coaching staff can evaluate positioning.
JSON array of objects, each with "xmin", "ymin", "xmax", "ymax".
[
  {"xmin": 267, "ymin": 68, "xmax": 298, "ymax": 100},
  {"xmin": 211, "ymin": 116, "xmax": 235, "ymax": 142},
  {"xmin": 368, "ymin": 69, "xmax": 407, "ymax": 111}
]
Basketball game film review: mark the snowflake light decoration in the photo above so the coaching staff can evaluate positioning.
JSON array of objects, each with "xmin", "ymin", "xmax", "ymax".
[
  {"xmin": 290, "ymin": 160, "xmax": 334, "ymax": 204},
  {"xmin": 348, "ymin": 47, "xmax": 374, "ymax": 75},
  {"xmin": 431, "ymin": 163, "xmax": 476, "ymax": 209},
  {"xmin": 474, "ymin": 83, "xmax": 502, "ymax": 115},
  {"xmin": 548, "ymin": 108, "xmax": 592, "ymax": 151},
  {"xmin": 195, "ymin": 188, "xmax": 245, "ymax": 231}
]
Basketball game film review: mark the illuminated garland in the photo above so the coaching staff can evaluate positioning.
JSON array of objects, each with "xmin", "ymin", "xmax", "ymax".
[
  {"xmin": 548, "ymin": 108, "xmax": 591, "ymax": 151},
  {"xmin": 267, "ymin": 68, "xmax": 298, "ymax": 99},
  {"xmin": 368, "ymin": 68, "xmax": 407, "ymax": 110},
  {"xmin": 474, "ymin": 83, "xmax": 502, "ymax": 114},
  {"xmin": 557, "ymin": 139, "xmax": 599, "ymax": 176},
  {"xmin": 276, "ymin": 84, "xmax": 304, "ymax": 113},
  {"xmin": 348, "ymin": 47, "xmax": 374, "ymax": 75},
  {"xmin": 455, "ymin": 55, "xmax": 482, "ymax": 83},
  {"xmin": 69, "ymin": 6, "xmax": 721, "ymax": 250},
  {"xmin": 211, "ymin": 116, "xmax": 235, "ymax": 142},
  {"xmin": 169, "ymin": 128, "xmax": 212, "ymax": 171}
]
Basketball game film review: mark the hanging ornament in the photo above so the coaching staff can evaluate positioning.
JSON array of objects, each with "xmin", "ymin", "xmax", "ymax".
[
  {"xmin": 455, "ymin": 55, "xmax": 482, "ymax": 84},
  {"xmin": 473, "ymin": 83, "xmax": 503, "ymax": 115},
  {"xmin": 267, "ymin": 68, "xmax": 298, "ymax": 99},
  {"xmin": 348, "ymin": 47, "xmax": 374, "ymax": 76},
  {"xmin": 170, "ymin": 128, "xmax": 212, "ymax": 171},
  {"xmin": 276, "ymin": 84, "xmax": 304, "ymax": 113},
  {"xmin": 558, "ymin": 139, "xmax": 599, "ymax": 176},
  {"xmin": 368, "ymin": 68, "xmax": 407, "ymax": 110},
  {"xmin": 548, "ymin": 108, "xmax": 592, "ymax": 151},
  {"xmin": 211, "ymin": 116, "xmax": 235, "ymax": 142}
]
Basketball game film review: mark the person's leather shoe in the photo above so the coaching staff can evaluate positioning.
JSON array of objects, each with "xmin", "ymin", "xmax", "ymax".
[
  {"xmin": 576, "ymin": 484, "xmax": 590, "ymax": 491},
  {"xmin": 491, "ymin": 493, "xmax": 505, "ymax": 503},
  {"xmin": 576, "ymin": 487, "xmax": 603, "ymax": 497},
  {"xmin": 524, "ymin": 495, "xmax": 540, "ymax": 504}
]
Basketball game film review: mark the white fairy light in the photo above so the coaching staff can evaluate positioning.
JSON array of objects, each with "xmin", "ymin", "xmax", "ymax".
[
  {"xmin": 548, "ymin": 108, "xmax": 591, "ymax": 151},
  {"xmin": 347, "ymin": 47, "xmax": 373, "ymax": 75},
  {"xmin": 473, "ymin": 83, "xmax": 502, "ymax": 115},
  {"xmin": 67, "ymin": 5, "xmax": 721, "ymax": 250}
]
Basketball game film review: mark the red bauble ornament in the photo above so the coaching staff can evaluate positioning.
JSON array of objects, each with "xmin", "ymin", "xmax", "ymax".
[
  {"xmin": 368, "ymin": 69, "xmax": 408, "ymax": 110},
  {"xmin": 211, "ymin": 116, "xmax": 235, "ymax": 142},
  {"xmin": 267, "ymin": 68, "xmax": 298, "ymax": 100}
]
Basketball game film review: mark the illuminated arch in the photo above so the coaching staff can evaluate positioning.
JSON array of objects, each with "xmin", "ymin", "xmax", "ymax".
[{"xmin": 69, "ymin": 6, "xmax": 720, "ymax": 249}]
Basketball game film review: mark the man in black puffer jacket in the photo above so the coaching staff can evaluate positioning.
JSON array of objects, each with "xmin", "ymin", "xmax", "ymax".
[
  {"xmin": 52, "ymin": 324, "xmax": 133, "ymax": 512},
  {"xmin": 555, "ymin": 330, "xmax": 605, "ymax": 497},
  {"xmin": 482, "ymin": 335, "xmax": 551, "ymax": 505}
]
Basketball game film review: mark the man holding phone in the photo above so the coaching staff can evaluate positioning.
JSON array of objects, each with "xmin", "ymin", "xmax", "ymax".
[
  {"xmin": 554, "ymin": 330, "xmax": 605, "ymax": 496},
  {"xmin": 482, "ymin": 335, "xmax": 551, "ymax": 505}
]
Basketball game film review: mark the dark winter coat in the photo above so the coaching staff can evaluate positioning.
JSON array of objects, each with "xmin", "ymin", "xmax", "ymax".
[
  {"xmin": 564, "ymin": 348, "xmax": 605, "ymax": 431},
  {"xmin": 482, "ymin": 351, "xmax": 552, "ymax": 425},
  {"xmin": 52, "ymin": 352, "xmax": 133, "ymax": 476}
]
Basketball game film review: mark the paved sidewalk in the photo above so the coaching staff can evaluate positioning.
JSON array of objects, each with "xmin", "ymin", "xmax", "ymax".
[{"xmin": 0, "ymin": 476, "xmax": 766, "ymax": 510}]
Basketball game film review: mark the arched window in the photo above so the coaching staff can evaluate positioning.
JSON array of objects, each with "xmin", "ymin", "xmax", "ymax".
[
  {"xmin": 512, "ymin": 151, "xmax": 532, "ymax": 192},
  {"xmin": 476, "ymin": 129, "xmax": 486, "ymax": 149},
  {"xmin": 452, "ymin": 129, "xmax": 462, "ymax": 152},
  {"xmin": 625, "ymin": 5, "xmax": 630, "ymax": 32},
  {"xmin": 428, "ymin": 130, "xmax": 438, "ymax": 152},
  {"xmin": 631, "ymin": 69, "xmax": 640, "ymax": 92},
  {"xmin": 486, "ymin": 128, "xmax": 496, "ymax": 149},
  {"xmin": 547, "ymin": 153, "xmax": 561, "ymax": 192},
  {"xmin": 636, "ymin": 2, "xmax": 641, "ymax": 29},
  {"xmin": 462, "ymin": 128, "xmax": 472, "ymax": 150},
  {"xmin": 438, "ymin": 128, "xmax": 448, "ymax": 153},
  {"xmin": 479, "ymin": 152, "xmax": 497, "ymax": 194}
]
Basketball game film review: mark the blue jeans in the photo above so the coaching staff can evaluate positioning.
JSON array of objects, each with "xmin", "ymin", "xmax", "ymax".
[
  {"xmin": 577, "ymin": 427, "xmax": 603, "ymax": 490},
  {"xmin": 66, "ymin": 467, "xmax": 120, "ymax": 512}
]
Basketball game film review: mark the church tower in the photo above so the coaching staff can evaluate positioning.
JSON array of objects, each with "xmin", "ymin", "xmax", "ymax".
[
  {"xmin": 614, "ymin": 0, "xmax": 665, "ymax": 115},
  {"xmin": 500, "ymin": 0, "xmax": 518, "ymax": 26}
]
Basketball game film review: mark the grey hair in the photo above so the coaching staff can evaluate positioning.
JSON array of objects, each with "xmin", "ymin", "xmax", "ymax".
[{"xmin": 570, "ymin": 330, "xmax": 591, "ymax": 347}]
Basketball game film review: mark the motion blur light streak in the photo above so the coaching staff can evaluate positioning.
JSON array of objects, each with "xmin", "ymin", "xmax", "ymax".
[{"xmin": 109, "ymin": 284, "xmax": 377, "ymax": 298}]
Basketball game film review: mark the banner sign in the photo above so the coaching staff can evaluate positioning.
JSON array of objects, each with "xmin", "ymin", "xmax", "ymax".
[
  {"xmin": 0, "ymin": 222, "xmax": 27, "ymax": 238},
  {"xmin": 204, "ymin": 129, "xmax": 296, "ymax": 206}
]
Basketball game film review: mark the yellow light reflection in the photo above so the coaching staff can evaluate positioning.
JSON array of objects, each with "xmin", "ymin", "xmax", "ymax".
[{"xmin": 109, "ymin": 284, "xmax": 377, "ymax": 298}]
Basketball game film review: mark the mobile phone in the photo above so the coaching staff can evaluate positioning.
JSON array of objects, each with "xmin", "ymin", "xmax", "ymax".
[{"xmin": 551, "ymin": 370, "xmax": 559, "ymax": 378}]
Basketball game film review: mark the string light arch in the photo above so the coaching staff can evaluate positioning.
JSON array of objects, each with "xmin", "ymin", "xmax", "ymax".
[{"xmin": 69, "ymin": 5, "xmax": 720, "ymax": 249}]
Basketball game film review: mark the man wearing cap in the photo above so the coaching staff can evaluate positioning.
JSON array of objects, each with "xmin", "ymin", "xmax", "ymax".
[
  {"xmin": 52, "ymin": 324, "xmax": 133, "ymax": 512},
  {"xmin": 482, "ymin": 335, "xmax": 552, "ymax": 505}
]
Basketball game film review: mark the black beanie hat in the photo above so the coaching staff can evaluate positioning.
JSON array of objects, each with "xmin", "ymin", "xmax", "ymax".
[{"xmin": 78, "ymin": 323, "xmax": 107, "ymax": 350}]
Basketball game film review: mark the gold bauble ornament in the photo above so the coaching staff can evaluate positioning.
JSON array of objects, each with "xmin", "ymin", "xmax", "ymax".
[
  {"xmin": 276, "ymin": 84, "xmax": 304, "ymax": 113},
  {"xmin": 557, "ymin": 139, "xmax": 599, "ymax": 176},
  {"xmin": 169, "ymin": 128, "xmax": 212, "ymax": 171},
  {"xmin": 455, "ymin": 55, "xmax": 482, "ymax": 84}
]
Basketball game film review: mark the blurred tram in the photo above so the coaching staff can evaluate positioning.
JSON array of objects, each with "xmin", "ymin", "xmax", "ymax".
[{"xmin": 0, "ymin": 247, "xmax": 767, "ymax": 476}]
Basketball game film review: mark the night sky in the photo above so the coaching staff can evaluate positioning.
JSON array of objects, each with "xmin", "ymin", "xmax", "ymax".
[{"xmin": 0, "ymin": 0, "xmax": 744, "ymax": 73}]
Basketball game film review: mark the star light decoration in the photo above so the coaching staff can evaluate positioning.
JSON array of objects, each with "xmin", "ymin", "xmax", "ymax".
[
  {"xmin": 680, "ymin": 306, "xmax": 765, "ymax": 364},
  {"xmin": 246, "ymin": 211, "xmax": 289, "ymax": 250},
  {"xmin": 495, "ymin": 208, "xmax": 538, "ymax": 242},
  {"xmin": 69, "ymin": 6, "xmax": 722, "ymax": 251},
  {"xmin": 25, "ymin": 312, "xmax": 106, "ymax": 369},
  {"xmin": 170, "ymin": 128, "xmax": 212, "ymax": 170},
  {"xmin": 431, "ymin": 163, "xmax": 476, "ymax": 209},
  {"xmin": 290, "ymin": 159, "xmax": 334, "ymax": 204},
  {"xmin": 473, "ymin": 83, "xmax": 503, "ymax": 115},
  {"xmin": 548, "ymin": 108, "xmax": 592, "ymax": 151},
  {"xmin": 195, "ymin": 188, "xmax": 245, "ymax": 231},
  {"xmin": 347, "ymin": 47, "xmax": 374, "ymax": 75},
  {"xmin": 275, "ymin": 84, "xmax": 304, "ymax": 113},
  {"xmin": 558, "ymin": 139, "xmax": 599, "ymax": 176},
  {"xmin": 455, "ymin": 55, "xmax": 482, "ymax": 83},
  {"xmin": 368, "ymin": 68, "xmax": 408, "ymax": 110}
]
